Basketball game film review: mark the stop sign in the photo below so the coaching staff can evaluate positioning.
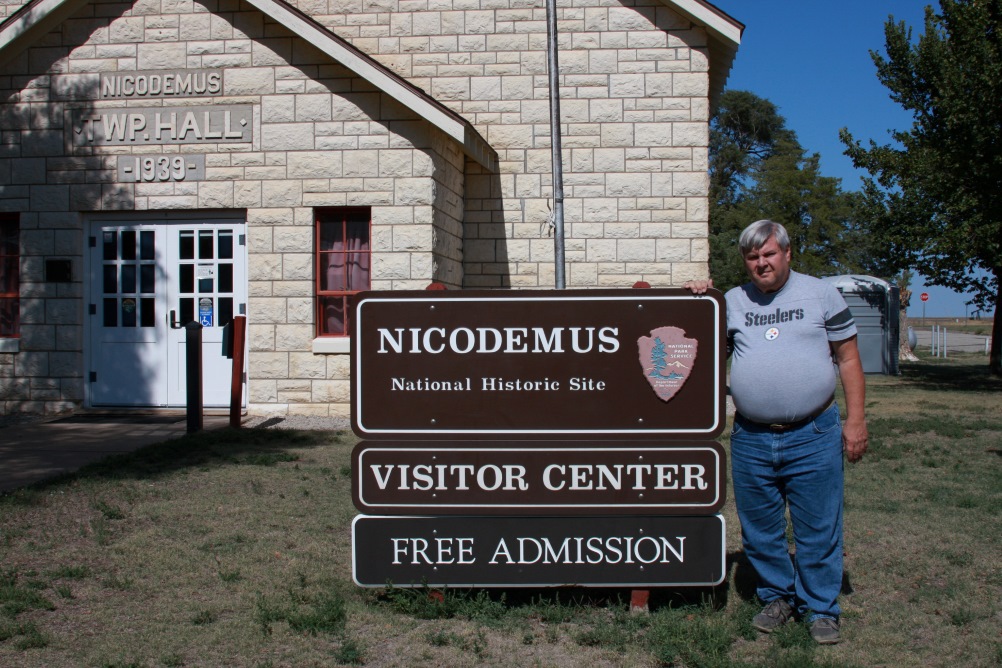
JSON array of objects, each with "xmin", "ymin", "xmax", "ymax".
[{"xmin": 920, "ymin": 292, "xmax": 929, "ymax": 302}]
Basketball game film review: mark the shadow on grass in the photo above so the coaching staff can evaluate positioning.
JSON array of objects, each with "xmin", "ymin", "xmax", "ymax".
[
  {"xmin": 899, "ymin": 361, "xmax": 1002, "ymax": 392},
  {"xmin": 376, "ymin": 583, "xmax": 731, "ymax": 621},
  {"xmin": 3, "ymin": 426, "xmax": 349, "ymax": 499},
  {"xmin": 373, "ymin": 553, "xmax": 762, "ymax": 619}
]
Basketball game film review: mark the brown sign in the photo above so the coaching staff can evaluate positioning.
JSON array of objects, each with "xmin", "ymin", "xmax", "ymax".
[
  {"xmin": 350, "ymin": 289, "xmax": 725, "ymax": 439},
  {"xmin": 352, "ymin": 514, "xmax": 726, "ymax": 587},
  {"xmin": 352, "ymin": 441, "xmax": 725, "ymax": 515}
]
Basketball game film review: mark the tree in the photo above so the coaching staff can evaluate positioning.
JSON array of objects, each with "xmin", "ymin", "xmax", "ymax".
[
  {"xmin": 710, "ymin": 91, "xmax": 876, "ymax": 292},
  {"xmin": 896, "ymin": 270, "xmax": 921, "ymax": 362},
  {"xmin": 840, "ymin": 0, "xmax": 1002, "ymax": 374}
]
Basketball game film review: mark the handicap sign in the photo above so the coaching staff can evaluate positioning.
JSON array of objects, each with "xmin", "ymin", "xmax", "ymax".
[{"xmin": 199, "ymin": 297, "xmax": 213, "ymax": 327}]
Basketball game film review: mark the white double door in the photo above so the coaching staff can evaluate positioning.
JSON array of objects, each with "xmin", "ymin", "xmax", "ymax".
[{"xmin": 88, "ymin": 216, "xmax": 247, "ymax": 408}]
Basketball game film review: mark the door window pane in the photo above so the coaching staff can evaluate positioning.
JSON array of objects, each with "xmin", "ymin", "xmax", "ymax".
[
  {"xmin": 121, "ymin": 231, "xmax": 137, "ymax": 261},
  {"xmin": 198, "ymin": 265, "xmax": 213, "ymax": 293},
  {"xmin": 180, "ymin": 297, "xmax": 194, "ymax": 325},
  {"xmin": 180, "ymin": 231, "xmax": 194, "ymax": 260},
  {"xmin": 140, "ymin": 297, "xmax": 155, "ymax": 328},
  {"xmin": 140, "ymin": 231, "xmax": 155, "ymax": 260},
  {"xmin": 140, "ymin": 264, "xmax": 155, "ymax": 293},
  {"xmin": 198, "ymin": 297, "xmax": 213, "ymax": 326},
  {"xmin": 180, "ymin": 264, "xmax": 194, "ymax": 293},
  {"xmin": 103, "ymin": 265, "xmax": 117, "ymax": 294},
  {"xmin": 199, "ymin": 230, "xmax": 214, "ymax": 259},
  {"xmin": 121, "ymin": 265, "xmax": 136, "ymax": 293},
  {"xmin": 218, "ymin": 231, "xmax": 233, "ymax": 259},
  {"xmin": 219, "ymin": 297, "xmax": 233, "ymax": 327},
  {"xmin": 103, "ymin": 298, "xmax": 117, "ymax": 327},
  {"xmin": 218, "ymin": 263, "xmax": 233, "ymax": 293},
  {"xmin": 122, "ymin": 298, "xmax": 137, "ymax": 327},
  {"xmin": 103, "ymin": 232, "xmax": 118, "ymax": 261}
]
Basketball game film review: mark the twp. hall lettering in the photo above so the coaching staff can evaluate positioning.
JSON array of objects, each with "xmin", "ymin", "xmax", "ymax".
[{"xmin": 73, "ymin": 106, "xmax": 252, "ymax": 145}]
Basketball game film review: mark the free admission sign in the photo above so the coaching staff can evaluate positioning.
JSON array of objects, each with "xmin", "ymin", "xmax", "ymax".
[
  {"xmin": 352, "ymin": 514, "xmax": 726, "ymax": 588},
  {"xmin": 352, "ymin": 441, "xmax": 726, "ymax": 515},
  {"xmin": 350, "ymin": 289, "xmax": 726, "ymax": 438}
]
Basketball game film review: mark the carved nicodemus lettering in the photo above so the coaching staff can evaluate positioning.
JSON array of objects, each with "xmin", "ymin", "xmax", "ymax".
[
  {"xmin": 73, "ymin": 105, "xmax": 252, "ymax": 145},
  {"xmin": 101, "ymin": 70, "xmax": 223, "ymax": 98}
]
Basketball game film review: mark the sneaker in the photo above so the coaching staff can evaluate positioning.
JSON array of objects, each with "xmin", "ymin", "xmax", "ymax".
[
  {"xmin": 752, "ymin": 599, "xmax": 794, "ymax": 633},
  {"xmin": 809, "ymin": 616, "xmax": 841, "ymax": 644}
]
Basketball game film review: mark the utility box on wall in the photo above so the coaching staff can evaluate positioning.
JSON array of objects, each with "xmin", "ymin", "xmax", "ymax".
[{"xmin": 822, "ymin": 275, "xmax": 900, "ymax": 375}]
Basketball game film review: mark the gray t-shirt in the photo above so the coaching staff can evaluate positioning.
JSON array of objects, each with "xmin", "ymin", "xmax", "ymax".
[{"xmin": 726, "ymin": 271, "xmax": 856, "ymax": 424}]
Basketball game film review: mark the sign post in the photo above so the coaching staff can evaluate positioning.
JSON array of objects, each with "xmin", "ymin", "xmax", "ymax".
[
  {"xmin": 921, "ymin": 291, "xmax": 929, "ymax": 325},
  {"xmin": 349, "ymin": 288, "xmax": 727, "ymax": 591}
]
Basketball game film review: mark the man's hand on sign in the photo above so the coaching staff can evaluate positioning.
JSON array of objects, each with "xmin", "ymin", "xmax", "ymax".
[{"xmin": 683, "ymin": 279, "xmax": 714, "ymax": 295}]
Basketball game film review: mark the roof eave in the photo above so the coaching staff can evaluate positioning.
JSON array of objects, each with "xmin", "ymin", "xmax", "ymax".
[
  {"xmin": 665, "ymin": 0, "xmax": 744, "ymax": 111},
  {"xmin": 0, "ymin": 0, "xmax": 90, "ymax": 69},
  {"xmin": 241, "ymin": 0, "xmax": 496, "ymax": 169}
]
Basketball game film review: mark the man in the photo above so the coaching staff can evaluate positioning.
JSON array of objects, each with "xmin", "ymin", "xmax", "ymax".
[{"xmin": 686, "ymin": 219, "xmax": 868, "ymax": 645}]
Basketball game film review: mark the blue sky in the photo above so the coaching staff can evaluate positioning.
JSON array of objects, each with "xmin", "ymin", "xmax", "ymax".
[{"xmin": 718, "ymin": 1, "xmax": 989, "ymax": 318}]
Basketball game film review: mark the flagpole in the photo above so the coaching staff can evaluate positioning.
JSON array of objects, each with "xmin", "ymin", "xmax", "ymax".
[{"xmin": 545, "ymin": 0, "xmax": 566, "ymax": 289}]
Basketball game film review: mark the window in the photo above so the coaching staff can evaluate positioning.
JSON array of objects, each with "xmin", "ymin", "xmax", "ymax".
[
  {"xmin": 316, "ymin": 208, "xmax": 370, "ymax": 336},
  {"xmin": 0, "ymin": 215, "xmax": 18, "ymax": 338}
]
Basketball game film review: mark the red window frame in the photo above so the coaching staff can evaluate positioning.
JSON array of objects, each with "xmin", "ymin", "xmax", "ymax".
[
  {"xmin": 0, "ymin": 214, "xmax": 18, "ymax": 339},
  {"xmin": 315, "ymin": 208, "xmax": 371, "ymax": 337}
]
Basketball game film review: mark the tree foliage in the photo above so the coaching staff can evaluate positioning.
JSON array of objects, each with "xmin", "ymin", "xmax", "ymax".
[
  {"xmin": 840, "ymin": 0, "xmax": 1002, "ymax": 373},
  {"xmin": 709, "ymin": 90, "xmax": 876, "ymax": 292}
]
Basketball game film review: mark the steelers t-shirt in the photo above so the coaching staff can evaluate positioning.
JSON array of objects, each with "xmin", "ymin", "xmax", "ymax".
[{"xmin": 725, "ymin": 271, "xmax": 856, "ymax": 424}]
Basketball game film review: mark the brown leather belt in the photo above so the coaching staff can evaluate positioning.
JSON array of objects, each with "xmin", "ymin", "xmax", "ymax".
[{"xmin": 739, "ymin": 399, "xmax": 835, "ymax": 432}]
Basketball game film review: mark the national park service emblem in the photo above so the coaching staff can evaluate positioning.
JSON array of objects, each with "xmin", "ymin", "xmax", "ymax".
[{"xmin": 637, "ymin": 326, "xmax": 698, "ymax": 402}]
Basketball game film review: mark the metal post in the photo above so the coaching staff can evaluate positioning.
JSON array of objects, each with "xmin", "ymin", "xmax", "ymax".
[
  {"xmin": 943, "ymin": 327, "xmax": 947, "ymax": 359},
  {"xmin": 185, "ymin": 321, "xmax": 203, "ymax": 433},
  {"xmin": 931, "ymin": 326, "xmax": 936, "ymax": 356},
  {"xmin": 229, "ymin": 315, "xmax": 247, "ymax": 429},
  {"xmin": 545, "ymin": 0, "xmax": 566, "ymax": 289}
]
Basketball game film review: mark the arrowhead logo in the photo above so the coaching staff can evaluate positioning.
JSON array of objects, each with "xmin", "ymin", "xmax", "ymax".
[{"xmin": 637, "ymin": 326, "xmax": 698, "ymax": 402}]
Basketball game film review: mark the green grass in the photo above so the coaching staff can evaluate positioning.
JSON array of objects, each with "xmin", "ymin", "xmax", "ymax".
[{"xmin": 0, "ymin": 358, "xmax": 999, "ymax": 666}]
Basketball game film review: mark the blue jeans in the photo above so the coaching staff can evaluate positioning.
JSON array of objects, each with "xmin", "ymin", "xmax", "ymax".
[{"xmin": 730, "ymin": 403, "xmax": 844, "ymax": 620}]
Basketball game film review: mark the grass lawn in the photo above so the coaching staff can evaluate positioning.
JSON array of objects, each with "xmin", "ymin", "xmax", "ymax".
[{"xmin": 1, "ymin": 354, "xmax": 1000, "ymax": 667}]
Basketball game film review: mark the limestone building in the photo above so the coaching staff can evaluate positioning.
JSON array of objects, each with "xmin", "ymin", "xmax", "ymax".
[{"xmin": 0, "ymin": 0, "xmax": 741, "ymax": 417}]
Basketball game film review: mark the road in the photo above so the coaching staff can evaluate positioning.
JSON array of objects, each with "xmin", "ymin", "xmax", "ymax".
[{"xmin": 910, "ymin": 327, "xmax": 992, "ymax": 355}]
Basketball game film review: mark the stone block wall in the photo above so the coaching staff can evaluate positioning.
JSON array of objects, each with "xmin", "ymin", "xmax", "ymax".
[{"xmin": 303, "ymin": 0, "xmax": 713, "ymax": 288}]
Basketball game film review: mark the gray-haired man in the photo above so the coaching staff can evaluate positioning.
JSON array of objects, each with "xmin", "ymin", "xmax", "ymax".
[{"xmin": 686, "ymin": 219, "xmax": 868, "ymax": 644}]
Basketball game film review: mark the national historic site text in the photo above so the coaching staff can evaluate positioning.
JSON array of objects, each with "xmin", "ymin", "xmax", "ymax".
[{"xmin": 390, "ymin": 376, "xmax": 607, "ymax": 392}]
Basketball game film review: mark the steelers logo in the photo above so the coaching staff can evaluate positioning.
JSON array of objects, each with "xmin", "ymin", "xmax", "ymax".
[{"xmin": 764, "ymin": 327, "xmax": 780, "ymax": 341}]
